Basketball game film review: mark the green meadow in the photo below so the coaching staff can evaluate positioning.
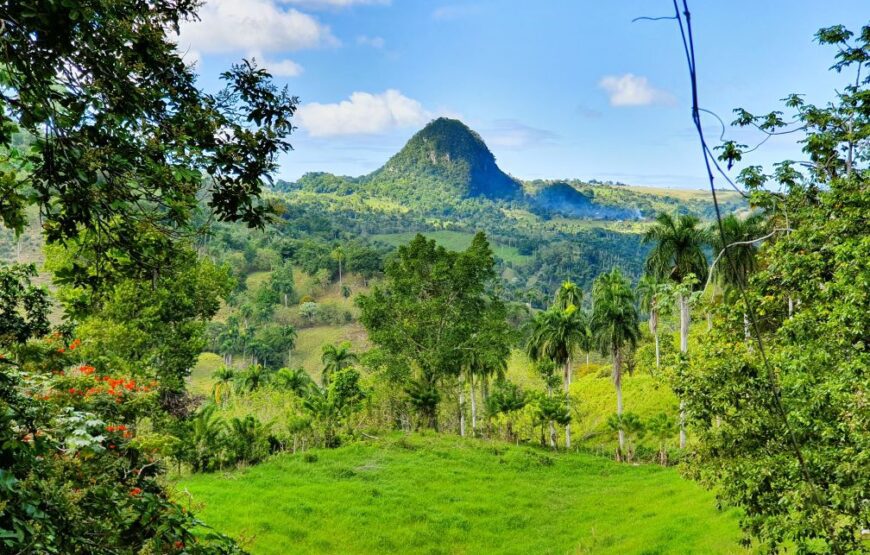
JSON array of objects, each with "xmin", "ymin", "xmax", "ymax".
[{"xmin": 175, "ymin": 434, "xmax": 744, "ymax": 555}]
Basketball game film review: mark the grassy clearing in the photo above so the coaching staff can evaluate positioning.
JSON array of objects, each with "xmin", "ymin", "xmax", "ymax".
[
  {"xmin": 176, "ymin": 433, "xmax": 745, "ymax": 554},
  {"xmin": 372, "ymin": 231, "xmax": 531, "ymax": 265}
]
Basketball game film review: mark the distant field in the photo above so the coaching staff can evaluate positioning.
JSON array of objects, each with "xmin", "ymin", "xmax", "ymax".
[
  {"xmin": 176, "ymin": 433, "xmax": 745, "ymax": 554},
  {"xmin": 371, "ymin": 231, "xmax": 531, "ymax": 265},
  {"xmin": 621, "ymin": 185, "xmax": 742, "ymax": 202}
]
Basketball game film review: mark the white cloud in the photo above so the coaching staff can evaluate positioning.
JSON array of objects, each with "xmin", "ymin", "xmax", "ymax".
[
  {"xmin": 357, "ymin": 35, "xmax": 386, "ymax": 49},
  {"xmin": 177, "ymin": 0, "xmax": 338, "ymax": 55},
  {"xmin": 283, "ymin": 0, "xmax": 389, "ymax": 7},
  {"xmin": 250, "ymin": 52, "xmax": 304, "ymax": 77},
  {"xmin": 598, "ymin": 73, "xmax": 675, "ymax": 107},
  {"xmin": 297, "ymin": 90, "xmax": 432, "ymax": 137}
]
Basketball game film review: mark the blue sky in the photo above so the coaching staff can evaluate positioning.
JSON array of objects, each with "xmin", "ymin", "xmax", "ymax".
[{"xmin": 179, "ymin": 1, "xmax": 867, "ymax": 188}]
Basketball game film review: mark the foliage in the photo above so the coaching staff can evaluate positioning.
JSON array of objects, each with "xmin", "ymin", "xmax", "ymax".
[
  {"xmin": 357, "ymin": 232, "xmax": 510, "ymax": 429},
  {"xmin": 677, "ymin": 24, "xmax": 870, "ymax": 552}
]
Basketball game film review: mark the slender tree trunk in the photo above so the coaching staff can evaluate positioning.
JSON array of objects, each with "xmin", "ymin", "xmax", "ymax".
[
  {"xmin": 679, "ymin": 293, "xmax": 689, "ymax": 449},
  {"xmin": 651, "ymin": 310, "xmax": 660, "ymax": 369},
  {"xmin": 469, "ymin": 372, "xmax": 477, "ymax": 436},
  {"xmin": 458, "ymin": 375, "xmax": 466, "ymax": 438},
  {"xmin": 564, "ymin": 359, "xmax": 572, "ymax": 449},
  {"xmin": 788, "ymin": 295, "xmax": 794, "ymax": 318},
  {"xmin": 614, "ymin": 349, "xmax": 624, "ymax": 460},
  {"xmin": 743, "ymin": 312, "xmax": 751, "ymax": 342},
  {"xmin": 549, "ymin": 420, "xmax": 556, "ymax": 449}
]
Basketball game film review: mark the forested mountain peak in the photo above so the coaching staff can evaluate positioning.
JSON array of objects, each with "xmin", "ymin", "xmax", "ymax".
[{"xmin": 368, "ymin": 117, "xmax": 523, "ymax": 200}]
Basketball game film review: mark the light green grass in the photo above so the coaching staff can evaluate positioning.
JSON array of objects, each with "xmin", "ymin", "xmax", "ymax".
[
  {"xmin": 176, "ymin": 433, "xmax": 745, "ymax": 554},
  {"xmin": 372, "ymin": 231, "xmax": 532, "ymax": 265}
]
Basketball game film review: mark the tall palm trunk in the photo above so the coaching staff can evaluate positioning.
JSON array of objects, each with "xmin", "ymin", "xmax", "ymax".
[
  {"xmin": 650, "ymin": 309, "xmax": 660, "ymax": 369},
  {"xmin": 469, "ymin": 372, "xmax": 477, "ymax": 436},
  {"xmin": 458, "ymin": 375, "xmax": 466, "ymax": 437},
  {"xmin": 564, "ymin": 359, "xmax": 572, "ymax": 449},
  {"xmin": 678, "ymin": 292, "xmax": 689, "ymax": 449},
  {"xmin": 614, "ymin": 348, "xmax": 625, "ymax": 459}
]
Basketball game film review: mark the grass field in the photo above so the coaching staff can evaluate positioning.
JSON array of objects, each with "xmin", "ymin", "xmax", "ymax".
[
  {"xmin": 175, "ymin": 433, "xmax": 745, "ymax": 554},
  {"xmin": 372, "ymin": 231, "xmax": 532, "ymax": 265}
]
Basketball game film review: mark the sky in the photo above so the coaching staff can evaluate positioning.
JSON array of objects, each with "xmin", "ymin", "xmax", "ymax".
[{"xmin": 176, "ymin": 0, "xmax": 868, "ymax": 189}]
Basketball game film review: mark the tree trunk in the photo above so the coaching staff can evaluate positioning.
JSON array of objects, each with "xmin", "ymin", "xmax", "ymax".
[
  {"xmin": 651, "ymin": 310, "xmax": 660, "ymax": 369},
  {"xmin": 679, "ymin": 292, "xmax": 689, "ymax": 449},
  {"xmin": 469, "ymin": 372, "xmax": 477, "ymax": 436},
  {"xmin": 548, "ymin": 420, "xmax": 556, "ymax": 449},
  {"xmin": 458, "ymin": 376, "xmax": 466, "ymax": 438},
  {"xmin": 788, "ymin": 295, "xmax": 794, "ymax": 318},
  {"xmin": 564, "ymin": 359, "xmax": 572, "ymax": 449},
  {"xmin": 614, "ymin": 348, "xmax": 625, "ymax": 459}
]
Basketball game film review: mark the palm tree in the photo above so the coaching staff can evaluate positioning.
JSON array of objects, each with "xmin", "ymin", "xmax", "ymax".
[
  {"xmin": 644, "ymin": 213, "xmax": 709, "ymax": 448},
  {"xmin": 709, "ymin": 214, "xmax": 765, "ymax": 340},
  {"xmin": 636, "ymin": 274, "xmax": 668, "ymax": 369},
  {"xmin": 320, "ymin": 342, "xmax": 358, "ymax": 386},
  {"xmin": 576, "ymin": 308, "xmax": 594, "ymax": 369},
  {"xmin": 462, "ymin": 342, "xmax": 509, "ymax": 437},
  {"xmin": 553, "ymin": 280, "xmax": 583, "ymax": 310},
  {"xmin": 643, "ymin": 212, "xmax": 710, "ymax": 352},
  {"xmin": 331, "ymin": 246, "xmax": 345, "ymax": 287},
  {"xmin": 525, "ymin": 305, "xmax": 584, "ymax": 449},
  {"xmin": 237, "ymin": 364, "xmax": 270, "ymax": 393},
  {"xmin": 211, "ymin": 367, "xmax": 235, "ymax": 406},
  {"xmin": 274, "ymin": 367, "xmax": 313, "ymax": 396},
  {"xmin": 592, "ymin": 268, "xmax": 640, "ymax": 460}
]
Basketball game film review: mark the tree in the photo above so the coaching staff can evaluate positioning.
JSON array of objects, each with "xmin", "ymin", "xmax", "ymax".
[
  {"xmin": 0, "ymin": 5, "xmax": 296, "ymax": 291},
  {"xmin": 320, "ymin": 342, "xmax": 359, "ymax": 386},
  {"xmin": 672, "ymin": 17, "xmax": 869, "ymax": 552},
  {"xmin": 299, "ymin": 301, "xmax": 319, "ymax": 324},
  {"xmin": 643, "ymin": 212, "xmax": 709, "ymax": 447},
  {"xmin": 592, "ymin": 268, "xmax": 640, "ymax": 460},
  {"xmin": 357, "ymin": 233, "xmax": 510, "ymax": 430},
  {"xmin": 270, "ymin": 262, "xmax": 297, "ymax": 308},
  {"xmin": 636, "ymin": 274, "xmax": 669, "ymax": 369},
  {"xmin": 212, "ymin": 367, "xmax": 236, "ymax": 406},
  {"xmin": 236, "ymin": 364, "xmax": 271, "ymax": 393},
  {"xmin": 331, "ymin": 246, "xmax": 345, "ymax": 287},
  {"xmin": 0, "ymin": 1, "xmax": 293, "ymax": 550},
  {"xmin": 525, "ymin": 304, "xmax": 584, "ymax": 449},
  {"xmin": 274, "ymin": 367, "xmax": 314, "ymax": 397},
  {"xmin": 708, "ymin": 214, "xmax": 765, "ymax": 340}
]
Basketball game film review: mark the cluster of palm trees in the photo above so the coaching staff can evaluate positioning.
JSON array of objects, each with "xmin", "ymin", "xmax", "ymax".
[
  {"xmin": 526, "ymin": 271, "xmax": 638, "ymax": 457},
  {"xmin": 210, "ymin": 341, "xmax": 359, "ymax": 405},
  {"xmin": 525, "ymin": 211, "xmax": 764, "ymax": 458}
]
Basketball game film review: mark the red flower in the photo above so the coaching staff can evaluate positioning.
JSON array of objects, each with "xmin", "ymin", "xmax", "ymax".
[
  {"xmin": 69, "ymin": 338, "xmax": 81, "ymax": 350},
  {"xmin": 68, "ymin": 388, "xmax": 77, "ymax": 395},
  {"xmin": 79, "ymin": 365, "xmax": 96, "ymax": 375},
  {"xmin": 109, "ymin": 444, "xmax": 116, "ymax": 449},
  {"xmin": 174, "ymin": 540, "xmax": 184, "ymax": 550},
  {"xmin": 130, "ymin": 487, "xmax": 142, "ymax": 496},
  {"xmin": 56, "ymin": 347, "xmax": 65, "ymax": 354}
]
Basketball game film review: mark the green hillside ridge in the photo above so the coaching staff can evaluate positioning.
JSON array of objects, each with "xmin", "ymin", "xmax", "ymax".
[
  {"xmin": 174, "ymin": 434, "xmax": 744, "ymax": 555},
  {"xmin": 279, "ymin": 118, "xmax": 744, "ymax": 223}
]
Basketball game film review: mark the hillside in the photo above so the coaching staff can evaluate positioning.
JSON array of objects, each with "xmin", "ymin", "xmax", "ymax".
[
  {"xmin": 281, "ymin": 118, "xmax": 744, "ymax": 223},
  {"xmin": 175, "ymin": 434, "xmax": 744, "ymax": 555}
]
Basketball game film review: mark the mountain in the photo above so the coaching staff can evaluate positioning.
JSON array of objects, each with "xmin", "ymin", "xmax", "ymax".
[
  {"xmin": 280, "ymin": 118, "xmax": 744, "ymax": 222},
  {"xmin": 529, "ymin": 181, "xmax": 638, "ymax": 220},
  {"xmin": 366, "ymin": 117, "xmax": 523, "ymax": 201}
]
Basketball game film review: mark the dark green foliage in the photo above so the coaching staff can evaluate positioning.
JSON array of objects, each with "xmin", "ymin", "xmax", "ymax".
[
  {"xmin": 366, "ymin": 118, "xmax": 523, "ymax": 201},
  {"xmin": 678, "ymin": 24, "xmax": 870, "ymax": 552},
  {"xmin": 357, "ymin": 232, "xmax": 511, "ymax": 429},
  {"xmin": 0, "ymin": 264, "xmax": 50, "ymax": 346}
]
